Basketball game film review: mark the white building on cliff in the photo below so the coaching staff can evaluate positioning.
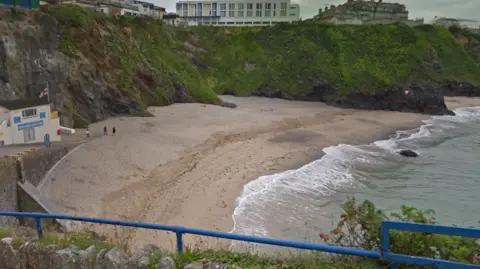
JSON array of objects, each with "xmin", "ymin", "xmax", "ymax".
[
  {"xmin": 175, "ymin": 0, "xmax": 300, "ymax": 26},
  {"xmin": 0, "ymin": 100, "xmax": 61, "ymax": 146}
]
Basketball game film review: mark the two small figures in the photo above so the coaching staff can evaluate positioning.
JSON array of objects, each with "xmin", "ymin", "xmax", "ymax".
[
  {"xmin": 103, "ymin": 126, "xmax": 116, "ymax": 136},
  {"xmin": 85, "ymin": 126, "xmax": 116, "ymax": 138}
]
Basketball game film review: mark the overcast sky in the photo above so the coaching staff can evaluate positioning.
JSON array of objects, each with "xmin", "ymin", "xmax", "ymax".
[{"xmin": 152, "ymin": 0, "xmax": 479, "ymax": 22}]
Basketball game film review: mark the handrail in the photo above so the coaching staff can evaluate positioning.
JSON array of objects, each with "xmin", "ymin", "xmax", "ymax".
[{"xmin": 0, "ymin": 212, "xmax": 479, "ymax": 268}]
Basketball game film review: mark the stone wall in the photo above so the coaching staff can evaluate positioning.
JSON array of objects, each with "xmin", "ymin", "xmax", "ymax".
[
  {"xmin": 0, "ymin": 156, "xmax": 19, "ymax": 226},
  {"xmin": 18, "ymin": 145, "xmax": 77, "ymax": 186}
]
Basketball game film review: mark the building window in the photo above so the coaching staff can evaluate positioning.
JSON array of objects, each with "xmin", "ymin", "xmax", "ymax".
[
  {"xmin": 256, "ymin": 3, "xmax": 262, "ymax": 17},
  {"xmin": 196, "ymin": 3, "xmax": 202, "ymax": 16},
  {"xmin": 280, "ymin": 2, "xmax": 287, "ymax": 16},
  {"xmin": 237, "ymin": 3, "xmax": 244, "ymax": 17},
  {"xmin": 22, "ymin": 108, "xmax": 37, "ymax": 119},
  {"xmin": 229, "ymin": 3, "xmax": 235, "ymax": 17},
  {"xmin": 264, "ymin": 3, "xmax": 271, "ymax": 16},
  {"xmin": 220, "ymin": 3, "xmax": 226, "ymax": 17},
  {"xmin": 273, "ymin": 3, "xmax": 276, "ymax": 16},
  {"xmin": 247, "ymin": 3, "xmax": 253, "ymax": 17},
  {"xmin": 182, "ymin": 3, "xmax": 188, "ymax": 16},
  {"xmin": 176, "ymin": 3, "xmax": 181, "ymax": 13},
  {"xmin": 212, "ymin": 3, "xmax": 217, "ymax": 16}
]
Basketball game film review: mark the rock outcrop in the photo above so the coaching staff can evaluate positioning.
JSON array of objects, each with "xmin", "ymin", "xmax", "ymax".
[{"xmin": 443, "ymin": 80, "xmax": 480, "ymax": 97}]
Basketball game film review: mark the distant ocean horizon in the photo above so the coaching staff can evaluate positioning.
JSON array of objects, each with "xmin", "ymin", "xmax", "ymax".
[{"xmin": 230, "ymin": 106, "xmax": 480, "ymax": 252}]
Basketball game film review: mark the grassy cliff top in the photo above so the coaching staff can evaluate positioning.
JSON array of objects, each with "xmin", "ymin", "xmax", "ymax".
[{"xmin": 180, "ymin": 22, "xmax": 480, "ymax": 97}]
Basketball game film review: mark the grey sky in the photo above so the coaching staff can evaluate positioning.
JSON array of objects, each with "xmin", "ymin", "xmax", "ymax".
[{"xmin": 153, "ymin": 0, "xmax": 479, "ymax": 22}]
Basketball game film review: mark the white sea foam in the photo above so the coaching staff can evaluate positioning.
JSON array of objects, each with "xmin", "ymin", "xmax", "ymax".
[{"xmin": 230, "ymin": 106, "xmax": 480, "ymax": 250}]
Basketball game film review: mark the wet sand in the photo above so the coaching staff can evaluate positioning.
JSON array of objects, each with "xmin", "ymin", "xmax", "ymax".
[{"xmin": 39, "ymin": 96, "xmax": 480, "ymax": 250}]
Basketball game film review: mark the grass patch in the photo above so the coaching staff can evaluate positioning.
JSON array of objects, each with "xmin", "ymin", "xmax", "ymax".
[
  {"xmin": 169, "ymin": 249, "xmax": 384, "ymax": 269},
  {"xmin": 0, "ymin": 227, "xmax": 13, "ymax": 239},
  {"xmin": 140, "ymin": 248, "xmax": 385, "ymax": 269},
  {"xmin": 11, "ymin": 237, "xmax": 24, "ymax": 249},
  {"xmin": 39, "ymin": 231, "xmax": 114, "ymax": 251}
]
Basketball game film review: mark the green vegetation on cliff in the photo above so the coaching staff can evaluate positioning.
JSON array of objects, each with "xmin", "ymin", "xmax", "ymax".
[
  {"xmin": 23, "ymin": 5, "xmax": 479, "ymax": 125},
  {"xmin": 44, "ymin": 5, "xmax": 480, "ymax": 105},
  {"xmin": 184, "ymin": 23, "xmax": 480, "ymax": 98},
  {"xmin": 42, "ymin": 4, "xmax": 220, "ymax": 108}
]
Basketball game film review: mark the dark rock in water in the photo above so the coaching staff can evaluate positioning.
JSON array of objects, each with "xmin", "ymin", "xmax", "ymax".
[{"xmin": 399, "ymin": 150, "xmax": 418, "ymax": 157}]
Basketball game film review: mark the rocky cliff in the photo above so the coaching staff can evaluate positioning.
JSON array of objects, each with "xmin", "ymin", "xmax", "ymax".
[
  {"xmin": 1, "ymin": 6, "xmax": 480, "ymax": 127},
  {"xmin": 0, "ymin": 6, "xmax": 219, "ymax": 127}
]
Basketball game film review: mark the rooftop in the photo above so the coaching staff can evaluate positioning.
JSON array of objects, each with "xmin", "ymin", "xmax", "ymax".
[{"xmin": 0, "ymin": 99, "xmax": 49, "ymax": 111}]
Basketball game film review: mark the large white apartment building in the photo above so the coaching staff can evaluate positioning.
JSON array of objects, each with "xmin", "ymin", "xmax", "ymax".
[{"xmin": 176, "ymin": 0, "xmax": 300, "ymax": 26}]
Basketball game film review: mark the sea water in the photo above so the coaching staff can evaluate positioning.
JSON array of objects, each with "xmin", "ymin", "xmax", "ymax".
[{"xmin": 230, "ymin": 107, "xmax": 480, "ymax": 252}]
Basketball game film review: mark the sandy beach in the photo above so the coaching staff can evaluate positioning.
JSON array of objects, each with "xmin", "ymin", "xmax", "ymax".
[{"xmin": 38, "ymin": 96, "xmax": 480, "ymax": 250}]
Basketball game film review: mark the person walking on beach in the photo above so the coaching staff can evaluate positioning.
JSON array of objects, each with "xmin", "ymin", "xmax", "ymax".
[
  {"xmin": 112, "ymin": 127, "xmax": 116, "ymax": 136},
  {"xmin": 104, "ymin": 126, "xmax": 108, "ymax": 136},
  {"xmin": 86, "ymin": 127, "xmax": 90, "ymax": 138}
]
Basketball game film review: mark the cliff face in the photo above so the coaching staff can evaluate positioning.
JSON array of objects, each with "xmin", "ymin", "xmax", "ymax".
[
  {"xmin": 0, "ymin": 9, "xmax": 70, "ymax": 122},
  {"xmin": 2, "ymin": 6, "xmax": 480, "ymax": 127}
]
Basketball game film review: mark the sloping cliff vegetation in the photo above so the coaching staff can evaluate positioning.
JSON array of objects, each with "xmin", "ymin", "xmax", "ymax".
[{"xmin": 1, "ymin": 5, "xmax": 480, "ymax": 127}]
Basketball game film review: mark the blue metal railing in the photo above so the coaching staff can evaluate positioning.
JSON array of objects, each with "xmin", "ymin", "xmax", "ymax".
[{"xmin": 0, "ymin": 212, "xmax": 478, "ymax": 269}]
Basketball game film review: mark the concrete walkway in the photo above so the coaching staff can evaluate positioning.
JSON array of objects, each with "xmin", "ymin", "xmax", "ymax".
[{"xmin": 0, "ymin": 130, "xmax": 88, "ymax": 158}]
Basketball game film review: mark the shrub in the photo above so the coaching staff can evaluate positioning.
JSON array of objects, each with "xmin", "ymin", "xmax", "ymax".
[{"xmin": 322, "ymin": 197, "xmax": 479, "ymax": 265}]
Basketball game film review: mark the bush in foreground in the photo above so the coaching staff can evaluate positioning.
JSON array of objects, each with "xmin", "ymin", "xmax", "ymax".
[{"xmin": 323, "ymin": 197, "xmax": 480, "ymax": 265}]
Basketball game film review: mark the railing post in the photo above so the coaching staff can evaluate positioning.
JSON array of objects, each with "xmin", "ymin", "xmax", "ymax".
[
  {"xmin": 35, "ymin": 217, "xmax": 43, "ymax": 240},
  {"xmin": 380, "ymin": 221, "xmax": 389, "ymax": 259},
  {"xmin": 176, "ymin": 231, "xmax": 183, "ymax": 253}
]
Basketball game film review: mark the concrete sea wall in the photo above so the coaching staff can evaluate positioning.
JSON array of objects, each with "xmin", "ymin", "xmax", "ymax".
[
  {"xmin": 0, "ymin": 144, "xmax": 78, "ymax": 228},
  {"xmin": 0, "ymin": 156, "xmax": 20, "ymax": 226}
]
